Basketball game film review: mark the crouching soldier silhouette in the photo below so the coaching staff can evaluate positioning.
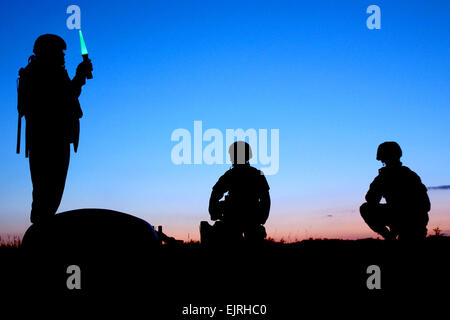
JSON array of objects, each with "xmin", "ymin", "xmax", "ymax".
[
  {"xmin": 17, "ymin": 34, "xmax": 93, "ymax": 224},
  {"xmin": 200, "ymin": 141, "xmax": 271, "ymax": 245},
  {"xmin": 360, "ymin": 142, "xmax": 430, "ymax": 240}
]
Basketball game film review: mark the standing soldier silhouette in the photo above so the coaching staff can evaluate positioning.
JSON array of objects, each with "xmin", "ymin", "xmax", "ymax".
[
  {"xmin": 201, "ymin": 141, "xmax": 271, "ymax": 245},
  {"xmin": 360, "ymin": 142, "xmax": 431, "ymax": 240},
  {"xmin": 17, "ymin": 34, "xmax": 93, "ymax": 224}
]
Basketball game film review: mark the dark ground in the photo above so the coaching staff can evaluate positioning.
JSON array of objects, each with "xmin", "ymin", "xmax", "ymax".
[{"xmin": 1, "ymin": 237, "xmax": 449, "ymax": 317}]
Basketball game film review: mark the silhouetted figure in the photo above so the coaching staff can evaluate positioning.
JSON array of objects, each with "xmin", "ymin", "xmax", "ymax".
[
  {"xmin": 17, "ymin": 34, "xmax": 93, "ymax": 224},
  {"xmin": 200, "ymin": 141, "xmax": 271, "ymax": 245},
  {"xmin": 360, "ymin": 142, "xmax": 430, "ymax": 240},
  {"xmin": 22, "ymin": 209, "xmax": 159, "ymax": 253},
  {"xmin": 20, "ymin": 209, "xmax": 160, "ymax": 292}
]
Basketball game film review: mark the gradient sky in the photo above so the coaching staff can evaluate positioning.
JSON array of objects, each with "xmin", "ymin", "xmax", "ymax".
[{"xmin": 1, "ymin": 0, "xmax": 449, "ymax": 241}]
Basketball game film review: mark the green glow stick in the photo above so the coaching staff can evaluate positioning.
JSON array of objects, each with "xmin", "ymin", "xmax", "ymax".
[
  {"xmin": 79, "ymin": 30, "xmax": 88, "ymax": 55},
  {"xmin": 78, "ymin": 29, "xmax": 92, "ymax": 79}
]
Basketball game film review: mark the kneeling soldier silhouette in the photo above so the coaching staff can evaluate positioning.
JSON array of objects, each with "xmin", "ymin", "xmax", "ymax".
[
  {"xmin": 201, "ymin": 141, "xmax": 271, "ymax": 245},
  {"xmin": 360, "ymin": 142, "xmax": 430, "ymax": 240}
]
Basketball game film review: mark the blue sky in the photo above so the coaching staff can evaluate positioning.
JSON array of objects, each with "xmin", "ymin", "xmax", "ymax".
[{"xmin": 0, "ymin": 1, "xmax": 449, "ymax": 240}]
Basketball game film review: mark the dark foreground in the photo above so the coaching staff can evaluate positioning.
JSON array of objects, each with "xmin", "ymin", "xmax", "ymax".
[{"xmin": 1, "ymin": 237, "xmax": 449, "ymax": 317}]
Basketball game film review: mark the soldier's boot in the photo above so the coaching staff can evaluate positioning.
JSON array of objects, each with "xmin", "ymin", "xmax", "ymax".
[
  {"xmin": 380, "ymin": 227, "xmax": 396, "ymax": 240},
  {"xmin": 360, "ymin": 202, "xmax": 395, "ymax": 240}
]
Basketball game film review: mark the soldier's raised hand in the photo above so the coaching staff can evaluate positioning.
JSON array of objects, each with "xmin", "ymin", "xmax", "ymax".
[{"xmin": 76, "ymin": 58, "xmax": 93, "ymax": 79}]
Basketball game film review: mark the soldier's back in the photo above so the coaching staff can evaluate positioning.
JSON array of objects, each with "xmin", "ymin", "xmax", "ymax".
[
  {"xmin": 218, "ymin": 165, "xmax": 269, "ymax": 225},
  {"xmin": 378, "ymin": 166, "xmax": 430, "ymax": 215}
]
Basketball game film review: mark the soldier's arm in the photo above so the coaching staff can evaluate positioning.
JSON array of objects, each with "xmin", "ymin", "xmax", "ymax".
[
  {"xmin": 209, "ymin": 175, "xmax": 227, "ymax": 220},
  {"xmin": 259, "ymin": 190, "xmax": 271, "ymax": 225},
  {"xmin": 257, "ymin": 172, "xmax": 271, "ymax": 224},
  {"xmin": 71, "ymin": 73, "xmax": 85, "ymax": 98},
  {"xmin": 411, "ymin": 172, "xmax": 431, "ymax": 212},
  {"xmin": 423, "ymin": 187, "xmax": 431, "ymax": 212},
  {"xmin": 71, "ymin": 58, "xmax": 93, "ymax": 97},
  {"xmin": 365, "ymin": 175, "xmax": 383, "ymax": 204},
  {"xmin": 208, "ymin": 189, "xmax": 224, "ymax": 220}
]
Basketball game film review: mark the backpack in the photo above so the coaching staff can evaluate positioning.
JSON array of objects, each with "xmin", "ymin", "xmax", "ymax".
[{"xmin": 16, "ymin": 66, "xmax": 27, "ymax": 157}]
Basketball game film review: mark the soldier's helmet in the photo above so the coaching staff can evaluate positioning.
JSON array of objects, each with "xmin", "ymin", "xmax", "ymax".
[
  {"xmin": 229, "ymin": 141, "xmax": 253, "ymax": 165},
  {"xmin": 376, "ymin": 141, "xmax": 402, "ymax": 162},
  {"xmin": 33, "ymin": 34, "xmax": 67, "ymax": 56}
]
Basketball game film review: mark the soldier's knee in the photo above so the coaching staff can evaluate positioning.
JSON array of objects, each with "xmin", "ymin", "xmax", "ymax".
[{"xmin": 360, "ymin": 202, "xmax": 369, "ymax": 218}]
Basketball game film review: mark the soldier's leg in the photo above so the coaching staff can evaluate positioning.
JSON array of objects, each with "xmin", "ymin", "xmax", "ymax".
[
  {"xmin": 244, "ymin": 225, "xmax": 267, "ymax": 243},
  {"xmin": 209, "ymin": 220, "xmax": 232, "ymax": 245},
  {"xmin": 49, "ymin": 143, "xmax": 70, "ymax": 215},
  {"xmin": 29, "ymin": 148, "xmax": 52, "ymax": 224},
  {"xmin": 29, "ymin": 143, "xmax": 70, "ymax": 224},
  {"xmin": 398, "ymin": 228, "xmax": 427, "ymax": 240},
  {"xmin": 360, "ymin": 202, "xmax": 393, "ymax": 239},
  {"xmin": 221, "ymin": 222, "xmax": 244, "ymax": 244},
  {"xmin": 397, "ymin": 213, "xmax": 429, "ymax": 240}
]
